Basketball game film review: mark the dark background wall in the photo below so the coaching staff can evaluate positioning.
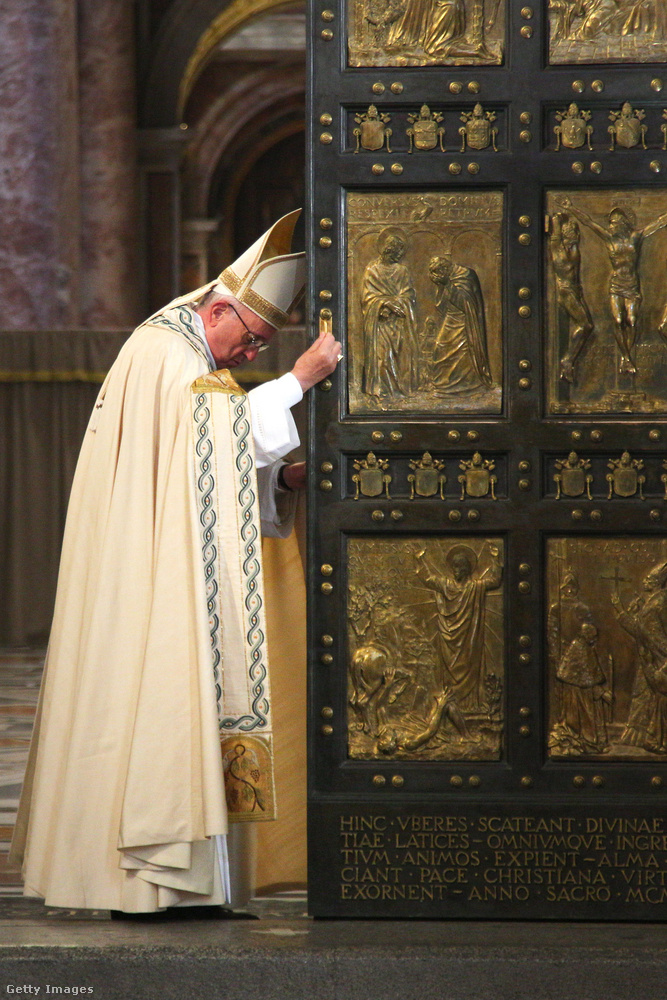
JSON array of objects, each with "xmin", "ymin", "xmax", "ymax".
[{"xmin": 0, "ymin": 0, "xmax": 306, "ymax": 645}]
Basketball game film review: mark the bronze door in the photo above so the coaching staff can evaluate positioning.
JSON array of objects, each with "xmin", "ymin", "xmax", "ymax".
[{"xmin": 307, "ymin": 0, "xmax": 667, "ymax": 918}]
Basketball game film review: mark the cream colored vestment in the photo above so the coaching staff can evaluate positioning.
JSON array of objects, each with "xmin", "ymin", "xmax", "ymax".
[{"xmin": 11, "ymin": 306, "xmax": 297, "ymax": 911}]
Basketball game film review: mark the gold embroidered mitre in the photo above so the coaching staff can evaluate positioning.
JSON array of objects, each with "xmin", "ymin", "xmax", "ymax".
[
  {"xmin": 215, "ymin": 209, "xmax": 305, "ymax": 329},
  {"xmin": 159, "ymin": 210, "xmax": 306, "ymax": 330}
]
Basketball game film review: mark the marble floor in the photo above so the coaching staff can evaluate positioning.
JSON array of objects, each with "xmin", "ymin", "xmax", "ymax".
[{"xmin": 0, "ymin": 649, "xmax": 44, "ymax": 893}]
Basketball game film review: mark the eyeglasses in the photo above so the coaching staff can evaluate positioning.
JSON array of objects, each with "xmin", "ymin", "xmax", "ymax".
[{"xmin": 228, "ymin": 303, "xmax": 270, "ymax": 353}]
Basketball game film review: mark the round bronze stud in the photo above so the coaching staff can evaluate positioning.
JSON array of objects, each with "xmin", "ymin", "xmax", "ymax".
[
  {"xmin": 371, "ymin": 510, "xmax": 385, "ymax": 522},
  {"xmin": 521, "ymin": 776, "xmax": 533, "ymax": 788},
  {"xmin": 571, "ymin": 508, "xmax": 583, "ymax": 520},
  {"xmin": 372, "ymin": 82, "xmax": 385, "ymax": 94},
  {"xmin": 321, "ymin": 9, "xmax": 335, "ymax": 21},
  {"xmin": 371, "ymin": 430, "xmax": 385, "ymax": 443},
  {"xmin": 448, "ymin": 429, "xmax": 460, "ymax": 441},
  {"xmin": 321, "ymin": 582, "xmax": 333, "ymax": 594},
  {"xmin": 319, "ymin": 479, "xmax": 333, "ymax": 491},
  {"xmin": 319, "ymin": 132, "xmax": 333, "ymax": 144},
  {"xmin": 372, "ymin": 774, "xmax": 386, "ymax": 786},
  {"xmin": 519, "ymin": 725, "xmax": 531, "ymax": 737},
  {"xmin": 320, "ymin": 653, "xmax": 333, "ymax": 665},
  {"xmin": 590, "ymin": 509, "xmax": 602, "ymax": 522},
  {"xmin": 573, "ymin": 775, "xmax": 585, "ymax": 787},
  {"xmin": 468, "ymin": 162, "xmax": 480, "ymax": 174},
  {"xmin": 518, "ymin": 305, "xmax": 531, "ymax": 318},
  {"xmin": 592, "ymin": 775, "xmax": 604, "ymax": 787},
  {"xmin": 448, "ymin": 510, "xmax": 462, "ymax": 522},
  {"xmin": 571, "ymin": 430, "xmax": 582, "ymax": 442},
  {"xmin": 390, "ymin": 510, "xmax": 404, "ymax": 522},
  {"xmin": 571, "ymin": 161, "xmax": 584, "ymax": 174},
  {"xmin": 519, "ymin": 653, "xmax": 531, "ymax": 665},
  {"xmin": 449, "ymin": 81, "xmax": 462, "ymax": 94},
  {"xmin": 467, "ymin": 509, "xmax": 480, "ymax": 521},
  {"xmin": 321, "ymin": 724, "xmax": 333, "ymax": 736},
  {"xmin": 321, "ymin": 564, "xmax": 333, "ymax": 576},
  {"xmin": 467, "ymin": 430, "xmax": 479, "ymax": 442},
  {"xmin": 590, "ymin": 429, "xmax": 602, "ymax": 442},
  {"xmin": 518, "ymin": 581, "xmax": 531, "ymax": 594},
  {"xmin": 468, "ymin": 775, "xmax": 481, "ymax": 787},
  {"xmin": 389, "ymin": 430, "xmax": 403, "ymax": 442},
  {"xmin": 650, "ymin": 509, "xmax": 661, "ymax": 522},
  {"xmin": 518, "ymin": 358, "xmax": 532, "ymax": 371},
  {"xmin": 390, "ymin": 163, "xmax": 403, "ymax": 175},
  {"xmin": 650, "ymin": 161, "xmax": 662, "ymax": 174},
  {"xmin": 391, "ymin": 774, "xmax": 404, "ymax": 787},
  {"xmin": 518, "ymin": 287, "xmax": 532, "ymax": 300},
  {"xmin": 321, "ymin": 28, "xmax": 333, "ymax": 40},
  {"xmin": 468, "ymin": 81, "xmax": 480, "ymax": 93},
  {"xmin": 319, "ymin": 288, "xmax": 332, "ymax": 299},
  {"xmin": 591, "ymin": 79, "xmax": 604, "ymax": 92},
  {"xmin": 518, "ymin": 377, "xmax": 531, "ymax": 390},
  {"xmin": 320, "ymin": 461, "xmax": 333, "ymax": 473},
  {"xmin": 321, "ymin": 706, "xmax": 333, "ymax": 719},
  {"xmin": 518, "ymin": 233, "xmax": 532, "ymax": 246},
  {"xmin": 651, "ymin": 776, "xmax": 663, "ymax": 788},
  {"xmin": 450, "ymin": 775, "xmax": 463, "ymax": 787},
  {"xmin": 321, "ymin": 634, "xmax": 333, "ymax": 646},
  {"xmin": 649, "ymin": 429, "xmax": 661, "ymax": 441},
  {"xmin": 590, "ymin": 161, "xmax": 602, "ymax": 174},
  {"xmin": 519, "ymin": 112, "xmax": 532, "ymax": 124},
  {"xmin": 390, "ymin": 82, "xmax": 404, "ymax": 94},
  {"xmin": 518, "ymin": 635, "xmax": 531, "ymax": 647},
  {"xmin": 572, "ymin": 80, "xmax": 585, "ymax": 93},
  {"xmin": 651, "ymin": 78, "xmax": 663, "ymax": 92},
  {"xmin": 319, "ymin": 113, "xmax": 332, "ymax": 126},
  {"xmin": 371, "ymin": 163, "xmax": 385, "ymax": 175},
  {"xmin": 520, "ymin": 25, "xmax": 533, "ymax": 37},
  {"xmin": 519, "ymin": 706, "xmax": 531, "ymax": 718},
  {"xmin": 319, "ymin": 236, "xmax": 332, "ymax": 249},
  {"xmin": 449, "ymin": 162, "xmax": 462, "ymax": 175}
]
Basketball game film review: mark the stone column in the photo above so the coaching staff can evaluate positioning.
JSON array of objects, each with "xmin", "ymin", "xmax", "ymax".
[
  {"xmin": 138, "ymin": 128, "xmax": 189, "ymax": 313},
  {"xmin": 181, "ymin": 218, "xmax": 219, "ymax": 292},
  {"xmin": 78, "ymin": 0, "xmax": 142, "ymax": 328},
  {"xmin": 0, "ymin": 0, "xmax": 81, "ymax": 328}
]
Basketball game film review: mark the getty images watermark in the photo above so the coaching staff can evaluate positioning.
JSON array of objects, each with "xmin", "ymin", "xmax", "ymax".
[{"xmin": 6, "ymin": 988, "xmax": 94, "ymax": 995}]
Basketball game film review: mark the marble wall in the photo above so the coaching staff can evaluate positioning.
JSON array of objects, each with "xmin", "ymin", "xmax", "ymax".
[
  {"xmin": 0, "ymin": 0, "xmax": 81, "ymax": 328},
  {"xmin": 78, "ymin": 0, "xmax": 142, "ymax": 328},
  {"xmin": 0, "ymin": 0, "xmax": 142, "ymax": 330}
]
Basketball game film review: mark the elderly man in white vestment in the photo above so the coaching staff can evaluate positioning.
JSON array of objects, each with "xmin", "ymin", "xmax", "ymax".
[{"xmin": 10, "ymin": 211, "xmax": 341, "ymax": 916}]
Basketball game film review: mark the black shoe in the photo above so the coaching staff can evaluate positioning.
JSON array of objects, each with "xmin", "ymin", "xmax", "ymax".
[{"xmin": 110, "ymin": 906, "xmax": 258, "ymax": 921}]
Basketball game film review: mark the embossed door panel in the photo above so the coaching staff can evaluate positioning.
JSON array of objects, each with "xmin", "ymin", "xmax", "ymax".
[{"xmin": 307, "ymin": 0, "xmax": 667, "ymax": 919}]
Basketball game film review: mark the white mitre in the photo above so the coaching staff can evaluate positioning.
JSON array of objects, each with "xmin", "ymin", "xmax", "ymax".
[{"xmin": 165, "ymin": 210, "xmax": 306, "ymax": 330}]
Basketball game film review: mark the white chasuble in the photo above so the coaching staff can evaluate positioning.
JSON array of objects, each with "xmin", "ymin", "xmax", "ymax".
[{"xmin": 10, "ymin": 307, "xmax": 282, "ymax": 912}]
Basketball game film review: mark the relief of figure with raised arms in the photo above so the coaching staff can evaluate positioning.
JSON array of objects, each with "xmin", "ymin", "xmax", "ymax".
[
  {"xmin": 548, "ymin": 212, "xmax": 594, "ymax": 383},
  {"xmin": 415, "ymin": 542, "xmax": 503, "ymax": 713}
]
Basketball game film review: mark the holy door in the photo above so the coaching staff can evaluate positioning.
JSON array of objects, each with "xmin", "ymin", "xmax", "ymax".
[{"xmin": 307, "ymin": 0, "xmax": 667, "ymax": 918}]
